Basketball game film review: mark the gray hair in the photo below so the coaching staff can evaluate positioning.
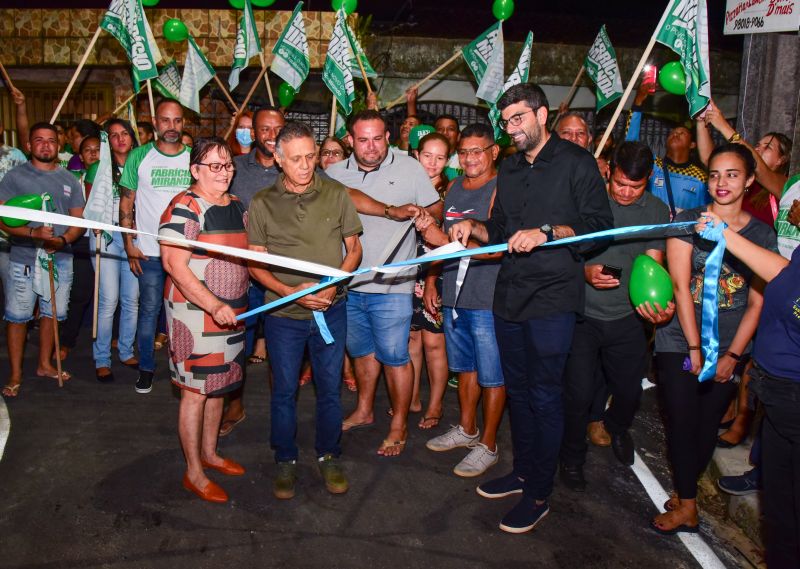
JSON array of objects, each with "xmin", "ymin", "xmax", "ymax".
[{"xmin": 274, "ymin": 120, "xmax": 316, "ymax": 158}]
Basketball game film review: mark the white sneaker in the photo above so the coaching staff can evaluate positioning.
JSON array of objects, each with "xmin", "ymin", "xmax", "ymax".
[
  {"xmin": 426, "ymin": 425, "xmax": 479, "ymax": 452},
  {"xmin": 454, "ymin": 443, "xmax": 498, "ymax": 477}
]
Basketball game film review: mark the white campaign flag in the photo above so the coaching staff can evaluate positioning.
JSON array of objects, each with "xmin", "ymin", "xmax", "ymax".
[
  {"xmin": 228, "ymin": 0, "xmax": 262, "ymax": 91},
  {"xmin": 83, "ymin": 132, "xmax": 115, "ymax": 227},
  {"xmin": 179, "ymin": 36, "xmax": 216, "ymax": 113},
  {"xmin": 32, "ymin": 194, "xmax": 57, "ymax": 303}
]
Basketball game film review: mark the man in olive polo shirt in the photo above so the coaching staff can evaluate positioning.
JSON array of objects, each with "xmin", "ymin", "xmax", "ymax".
[{"xmin": 248, "ymin": 121, "xmax": 363, "ymax": 500}]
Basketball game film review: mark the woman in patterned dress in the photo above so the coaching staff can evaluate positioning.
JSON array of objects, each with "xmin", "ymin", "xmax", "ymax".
[{"xmin": 159, "ymin": 138, "xmax": 249, "ymax": 503}]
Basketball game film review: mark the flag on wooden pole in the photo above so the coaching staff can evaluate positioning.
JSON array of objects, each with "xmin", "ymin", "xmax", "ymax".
[
  {"xmin": 488, "ymin": 31, "xmax": 533, "ymax": 137},
  {"xmin": 100, "ymin": 0, "xmax": 161, "ymax": 92},
  {"xmin": 229, "ymin": 0, "xmax": 262, "ymax": 92},
  {"xmin": 584, "ymin": 25, "xmax": 624, "ymax": 112},
  {"xmin": 344, "ymin": 18, "xmax": 377, "ymax": 80},
  {"xmin": 655, "ymin": 0, "xmax": 711, "ymax": 116},
  {"xmin": 322, "ymin": 9, "xmax": 356, "ymax": 115},
  {"xmin": 153, "ymin": 60, "xmax": 182, "ymax": 100},
  {"xmin": 179, "ymin": 36, "xmax": 216, "ymax": 113},
  {"xmin": 271, "ymin": 1, "xmax": 310, "ymax": 91},
  {"xmin": 462, "ymin": 21, "xmax": 505, "ymax": 103}
]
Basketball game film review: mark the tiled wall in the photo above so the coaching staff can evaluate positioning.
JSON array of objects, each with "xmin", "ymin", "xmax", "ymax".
[{"xmin": 0, "ymin": 8, "xmax": 337, "ymax": 68}]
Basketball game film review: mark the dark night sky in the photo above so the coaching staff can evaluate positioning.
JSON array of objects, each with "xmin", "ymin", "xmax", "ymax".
[{"xmin": 7, "ymin": 0, "xmax": 743, "ymax": 51}]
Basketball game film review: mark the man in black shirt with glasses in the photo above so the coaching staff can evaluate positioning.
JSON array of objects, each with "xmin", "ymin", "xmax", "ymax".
[{"xmin": 449, "ymin": 83, "xmax": 613, "ymax": 534}]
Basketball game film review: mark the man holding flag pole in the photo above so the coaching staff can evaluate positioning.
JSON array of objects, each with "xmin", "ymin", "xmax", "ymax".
[{"xmin": 0, "ymin": 123, "xmax": 86, "ymax": 397}]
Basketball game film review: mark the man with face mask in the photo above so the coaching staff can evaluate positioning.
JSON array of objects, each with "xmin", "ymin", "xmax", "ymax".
[
  {"xmin": 221, "ymin": 106, "xmax": 286, "ymax": 435},
  {"xmin": 119, "ymin": 98, "xmax": 192, "ymax": 395}
]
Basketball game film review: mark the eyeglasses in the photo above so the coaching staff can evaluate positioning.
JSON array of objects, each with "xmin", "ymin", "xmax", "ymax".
[
  {"xmin": 321, "ymin": 150, "xmax": 343, "ymax": 158},
  {"xmin": 197, "ymin": 162, "xmax": 235, "ymax": 173},
  {"xmin": 498, "ymin": 109, "xmax": 534, "ymax": 130},
  {"xmin": 456, "ymin": 144, "xmax": 496, "ymax": 158}
]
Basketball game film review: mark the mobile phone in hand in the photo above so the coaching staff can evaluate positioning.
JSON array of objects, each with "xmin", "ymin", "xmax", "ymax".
[
  {"xmin": 601, "ymin": 264, "xmax": 623, "ymax": 279},
  {"xmin": 642, "ymin": 65, "xmax": 657, "ymax": 93}
]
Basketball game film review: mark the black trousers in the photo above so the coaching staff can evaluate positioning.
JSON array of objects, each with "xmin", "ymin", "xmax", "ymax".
[
  {"xmin": 657, "ymin": 352, "xmax": 737, "ymax": 499},
  {"xmin": 60, "ymin": 236, "xmax": 94, "ymax": 349},
  {"xmin": 561, "ymin": 313, "xmax": 648, "ymax": 466},
  {"xmin": 751, "ymin": 366, "xmax": 800, "ymax": 569}
]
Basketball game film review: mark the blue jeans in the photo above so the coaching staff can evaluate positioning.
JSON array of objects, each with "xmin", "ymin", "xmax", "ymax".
[
  {"xmin": 5, "ymin": 256, "xmax": 73, "ymax": 322},
  {"xmin": 245, "ymin": 279, "xmax": 267, "ymax": 356},
  {"xmin": 494, "ymin": 312, "xmax": 576, "ymax": 501},
  {"xmin": 443, "ymin": 308, "xmax": 504, "ymax": 388},
  {"xmin": 346, "ymin": 291, "xmax": 412, "ymax": 366},
  {"xmin": 136, "ymin": 257, "xmax": 165, "ymax": 373},
  {"xmin": 264, "ymin": 301, "xmax": 346, "ymax": 462},
  {"xmin": 92, "ymin": 232, "xmax": 139, "ymax": 368}
]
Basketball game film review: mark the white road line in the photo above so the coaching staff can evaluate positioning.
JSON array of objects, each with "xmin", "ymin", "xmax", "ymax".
[
  {"xmin": 631, "ymin": 452, "xmax": 728, "ymax": 569},
  {"xmin": 0, "ymin": 396, "xmax": 9, "ymax": 461}
]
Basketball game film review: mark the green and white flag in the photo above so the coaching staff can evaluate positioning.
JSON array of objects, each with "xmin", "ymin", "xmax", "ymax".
[
  {"xmin": 101, "ymin": 0, "xmax": 161, "ymax": 91},
  {"xmin": 335, "ymin": 104, "xmax": 348, "ymax": 139},
  {"xmin": 322, "ymin": 9, "xmax": 355, "ymax": 115},
  {"xmin": 656, "ymin": 0, "xmax": 711, "ymax": 117},
  {"xmin": 488, "ymin": 31, "xmax": 533, "ymax": 137},
  {"xmin": 229, "ymin": 0, "xmax": 262, "ymax": 92},
  {"xmin": 271, "ymin": 1, "xmax": 310, "ymax": 91},
  {"xmin": 83, "ymin": 132, "xmax": 115, "ymax": 228},
  {"xmin": 127, "ymin": 100, "xmax": 140, "ymax": 145},
  {"xmin": 584, "ymin": 25, "xmax": 623, "ymax": 112},
  {"xmin": 153, "ymin": 60, "xmax": 182, "ymax": 100},
  {"xmin": 344, "ymin": 19, "xmax": 377, "ymax": 80},
  {"xmin": 462, "ymin": 21, "xmax": 505, "ymax": 103},
  {"xmin": 32, "ymin": 194, "xmax": 56, "ymax": 303},
  {"xmin": 180, "ymin": 36, "xmax": 216, "ymax": 114}
]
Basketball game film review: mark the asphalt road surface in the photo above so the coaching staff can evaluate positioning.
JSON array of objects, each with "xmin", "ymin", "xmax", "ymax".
[{"xmin": 0, "ymin": 325, "xmax": 749, "ymax": 568}]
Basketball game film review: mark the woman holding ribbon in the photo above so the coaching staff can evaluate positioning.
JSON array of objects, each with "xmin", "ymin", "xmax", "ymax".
[
  {"xmin": 159, "ymin": 138, "xmax": 249, "ymax": 503},
  {"xmin": 649, "ymin": 144, "xmax": 776, "ymax": 535},
  {"xmin": 695, "ymin": 209, "xmax": 799, "ymax": 568}
]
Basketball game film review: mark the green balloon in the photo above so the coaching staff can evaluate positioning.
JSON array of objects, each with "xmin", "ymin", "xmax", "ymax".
[
  {"xmin": 409, "ymin": 124, "xmax": 435, "ymax": 150},
  {"xmin": 252, "ymin": 0, "xmax": 276, "ymax": 6},
  {"xmin": 629, "ymin": 254, "xmax": 674, "ymax": 309},
  {"xmin": 332, "ymin": 0, "xmax": 358, "ymax": 15},
  {"xmin": 141, "ymin": 0, "xmax": 160, "ymax": 6},
  {"xmin": 229, "ymin": 0, "xmax": 245, "ymax": 9},
  {"xmin": 163, "ymin": 19, "xmax": 189, "ymax": 43},
  {"xmin": 492, "ymin": 0, "xmax": 515, "ymax": 20},
  {"xmin": 658, "ymin": 61, "xmax": 686, "ymax": 96},
  {"xmin": 1, "ymin": 193, "xmax": 43, "ymax": 227},
  {"xmin": 278, "ymin": 82, "xmax": 296, "ymax": 108}
]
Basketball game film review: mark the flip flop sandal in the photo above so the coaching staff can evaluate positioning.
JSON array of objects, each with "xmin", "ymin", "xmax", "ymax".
[
  {"xmin": 342, "ymin": 419, "xmax": 373, "ymax": 432},
  {"xmin": 219, "ymin": 413, "xmax": 247, "ymax": 437},
  {"xmin": 37, "ymin": 370, "xmax": 72, "ymax": 382},
  {"xmin": 650, "ymin": 519, "xmax": 700, "ymax": 535},
  {"xmin": 2, "ymin": 383, "xmax": 21, "ymax": 398},
  {"xmin": 418, "ymin": 415, "xmax": 442, "ymax": 429},
  {"xmin": 377, "ymin": 439, "xmax": 407, "ymax": 456},
  {"xmin": 247, "ymin": 355, "xmax": 266, "ymax": 365}
]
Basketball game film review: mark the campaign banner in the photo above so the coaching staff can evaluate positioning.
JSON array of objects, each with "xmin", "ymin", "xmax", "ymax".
[{"xmin": 724, "ymin": 0, "xmax": 799, "ymax": 34}]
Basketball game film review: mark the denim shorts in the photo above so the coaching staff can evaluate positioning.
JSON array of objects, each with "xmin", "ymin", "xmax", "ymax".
[
  {"xmin": 5, "ymin": 257, "xmax": 73, "ymax": 322},
  {"xmin": 443, "ymin": 308, "xmax": 504, "ymax": 388},
  {"xmin": 346, "ymin": 291, "xmax": 412, "ymax": 366}
]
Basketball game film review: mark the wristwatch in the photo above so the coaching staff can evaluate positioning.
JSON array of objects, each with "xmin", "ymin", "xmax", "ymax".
[
  {"xmin": 540, "ymin": 224, "xmax": 554, "ymax": 243},
  {"xmin": 383, "ymin": 204, "xmax": 394, "ymax": 219}
]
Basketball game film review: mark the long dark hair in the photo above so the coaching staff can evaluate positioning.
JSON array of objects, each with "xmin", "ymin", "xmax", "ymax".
[{"xmin": 104, "ymin": 118, "xmax": 138, "ymax": 182}]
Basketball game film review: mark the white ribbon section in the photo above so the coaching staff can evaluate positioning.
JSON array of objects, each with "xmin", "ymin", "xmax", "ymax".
[{"xmin": 0, "ymin": 206, "xmax": 466, "ymax": 279}]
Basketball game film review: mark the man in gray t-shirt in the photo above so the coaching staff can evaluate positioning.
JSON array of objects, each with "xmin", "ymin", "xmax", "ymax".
[
  {"xmin": 326, "ymin": 110, "xmax": 441, "ymax": 456},
  {"xmin": 0, "ymin": 123, "xmax": 86, "ymax": 396},
  {"xmin": 560, "ymin": 142, "xmax": 670, "ymax": 487}
]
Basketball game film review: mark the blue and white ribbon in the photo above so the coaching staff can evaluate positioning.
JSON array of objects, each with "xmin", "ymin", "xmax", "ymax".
[{"xmin": 697, "ymin": 218, "xmax": 728, "ymax": 383}]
